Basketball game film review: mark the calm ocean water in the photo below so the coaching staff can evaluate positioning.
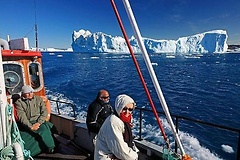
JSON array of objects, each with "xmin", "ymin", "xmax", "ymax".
[{"xmin": 42, "ymin": 52, "xmax": 240, "ymax": 160}]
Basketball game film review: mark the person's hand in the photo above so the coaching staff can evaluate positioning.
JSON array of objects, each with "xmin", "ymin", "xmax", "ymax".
[{"xmin": 31, "ymin": 122, "xmax": 40, "ymax": 131}]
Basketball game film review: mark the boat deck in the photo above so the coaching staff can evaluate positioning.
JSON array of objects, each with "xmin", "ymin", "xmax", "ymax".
[
  {"xmin": 33, "ymin": 134, "xmax": 159, "ymax": 160},
  {"xmin": 34, "ymin": 134, "xmax": 90, "ymax": 160}
]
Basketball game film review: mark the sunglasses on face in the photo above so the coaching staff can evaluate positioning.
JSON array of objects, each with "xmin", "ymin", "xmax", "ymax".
[
  {"xmin": 101, "ymin": 96, "xmax": 109, "ymax": 99},
  {"xmin": 122, "ymin": 107, "xmax": 134, "ymax": 112}
]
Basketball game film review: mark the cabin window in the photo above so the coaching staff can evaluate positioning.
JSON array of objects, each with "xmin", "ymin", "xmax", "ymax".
[
  {"xmin": 3, "ymin": 63, "xmax": 25, "ymax": 95},
  {"xmin": 29, "ymin": 62, "xmax": 42, "ymax": 90}
]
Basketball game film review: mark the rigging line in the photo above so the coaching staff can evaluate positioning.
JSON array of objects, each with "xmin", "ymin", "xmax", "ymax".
[
  {"xmin": 23, "ymin": 0, "xmax": 38, "ymax": 46},
  {"xmin": 110, "ymin": 0, "xmax": 169, "ymax": 146},
  {"xmin": 24, "ymin": 0, "xmax": 37, "ymax": 39},
  {"xmin": 121, "ymin": 0, "xmax": 187, "ymax": 157},
  {"xmin": 23, "ymin": 25, "xmax": 35, "ymax": 38}
]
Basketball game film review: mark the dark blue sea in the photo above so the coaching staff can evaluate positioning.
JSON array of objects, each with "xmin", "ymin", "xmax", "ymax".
[{"xmin": 42, "ymin": 52, "xmax": 240, "ymax": 160}]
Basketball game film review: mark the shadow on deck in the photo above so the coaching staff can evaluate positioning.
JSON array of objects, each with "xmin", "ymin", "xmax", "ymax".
[{"xmin": 34, "ymin": 134, "xmax": 90, "ymax": 160}]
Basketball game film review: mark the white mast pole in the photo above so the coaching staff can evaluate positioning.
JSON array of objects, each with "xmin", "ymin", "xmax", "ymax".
[
  {"xmin": 0, "ymin": 49, "xmax": 7, "ymax": 150},
  {"xmin": 122, "ymin": 0, "xmax": 185, "ymax": 155}
]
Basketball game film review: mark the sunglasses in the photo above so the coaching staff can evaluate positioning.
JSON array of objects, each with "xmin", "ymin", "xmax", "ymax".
[
  {"xmin": 101, "ymin": 96, "xmax": 109, "ymax": 99},
  {"xmin": 122, "ymin": 107, "xmax": 134, "ymax": 112}
]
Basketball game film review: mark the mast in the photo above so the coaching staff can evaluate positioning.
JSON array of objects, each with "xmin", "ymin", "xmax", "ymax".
[
  {"xmin": 35, "ymin": 24, "xmax": 38, "ymax": 51},
  {"xmin": 34, "ymin": 0, "xmax": 38, "ymax": 51}
]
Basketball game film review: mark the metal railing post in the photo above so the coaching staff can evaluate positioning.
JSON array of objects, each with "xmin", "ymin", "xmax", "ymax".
[
  {"xmin": 175, "ymin": 117, "xmax": 179, "ymax": 153},
  {"xmin": 138, "ymin": 108, "xmax": 143, "ymax": 140},
  {"xmin": 56, "ymin": 102, "xmax": 60, "ymax": 115},
  {"xmin": 237, "ymin": 131, "xmax": 240, "ymax": 160},
  {"xmin": 72, "ymin": 104, "xmax": 77, "ymax": 119}
]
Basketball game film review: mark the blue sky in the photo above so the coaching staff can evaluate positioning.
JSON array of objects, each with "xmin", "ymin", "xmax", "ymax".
[{"xmin": 0, "ymin": 0, "xmax": 239, "ymax": 48}]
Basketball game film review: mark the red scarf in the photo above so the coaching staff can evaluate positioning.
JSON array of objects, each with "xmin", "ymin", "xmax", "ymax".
[{"xmin": 120, "ymin": 112, "xmax": 132, "ymax": 123}]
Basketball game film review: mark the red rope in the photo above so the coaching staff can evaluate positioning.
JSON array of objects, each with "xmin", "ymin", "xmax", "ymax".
[{"xmin": 110, "ymin": 0, "xmax": 168, "ymax": 144}]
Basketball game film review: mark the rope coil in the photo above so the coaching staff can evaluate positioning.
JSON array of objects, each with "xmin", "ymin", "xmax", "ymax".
[{"xmin": 0, "ymin": 104, "xmax": 33, "ymax": 160}]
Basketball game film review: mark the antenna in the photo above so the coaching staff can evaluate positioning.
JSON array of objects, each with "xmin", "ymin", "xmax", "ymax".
[{"xmin": 34, "ymin": 0, "xmax": 38, "ymax": 51}]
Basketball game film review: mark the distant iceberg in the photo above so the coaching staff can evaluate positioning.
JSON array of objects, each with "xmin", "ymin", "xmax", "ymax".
[
  {"xmin": 35, "ymin": 47, "xmax": 73, "ymax": 52},
  {"xmin": 71, "ymin": 29, "xmax": 228, "ymax": 54}
]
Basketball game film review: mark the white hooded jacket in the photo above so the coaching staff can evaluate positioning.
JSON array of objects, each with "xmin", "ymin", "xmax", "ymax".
[{"xmin": 94, "ymin": 94, "xmax": 138, "ymax": 160}]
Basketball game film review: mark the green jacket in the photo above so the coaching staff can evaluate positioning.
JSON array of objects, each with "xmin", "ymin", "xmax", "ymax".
[{"xmin": 15, "ymin": 95, "xmax": 47, "ymax": 129}]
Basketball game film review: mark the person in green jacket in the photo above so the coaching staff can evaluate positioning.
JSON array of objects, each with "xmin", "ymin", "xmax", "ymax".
[{"xmin": 15, "ymin": 85, "xmax": 56, "ymax": 156}]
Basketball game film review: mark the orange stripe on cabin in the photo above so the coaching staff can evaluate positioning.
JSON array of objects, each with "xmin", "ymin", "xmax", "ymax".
[{"xmin": 1, "ymin": 50, "xmax": 42, "ymax": 57}]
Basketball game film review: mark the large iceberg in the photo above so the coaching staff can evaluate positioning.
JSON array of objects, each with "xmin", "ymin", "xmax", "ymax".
[{"xmin": 71, "ymin": 29, "xmax": 228, "ymax": 54}]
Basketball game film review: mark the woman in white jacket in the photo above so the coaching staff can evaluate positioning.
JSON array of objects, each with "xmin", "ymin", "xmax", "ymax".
[{"xmin": 94, "ymin": 94, "xmax": 139, "ymax": 160}]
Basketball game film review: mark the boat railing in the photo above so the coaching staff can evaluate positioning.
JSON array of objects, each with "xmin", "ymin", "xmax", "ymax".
[
  {"xmin": 48, "ymin": 99, "xmax": 240, "ymax": 159},
  {"xmin": 136, "ymin": 107, "xmax": 240, "ymax": 160},
  {"xmin": 49, "ymin": 99, "xmax": 77, "ymax": 119}
]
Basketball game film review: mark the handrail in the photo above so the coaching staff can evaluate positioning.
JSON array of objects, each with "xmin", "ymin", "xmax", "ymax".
[
  {"xmin": 48, "ymin": 99, "xmax": 77, "ymax": 118},
  {"xmin": 135, "ymin": 107, "xmax": 240, "ymax": 160},
  {"xmin": 136, "ymin": 107, "xmax": 240, "ymax": 133}
]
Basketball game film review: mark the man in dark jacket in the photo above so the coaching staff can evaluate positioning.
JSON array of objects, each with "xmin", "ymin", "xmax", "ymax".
[{"xmin": 86, "ymin": 89, "xmax": 113, "ymax": 159}]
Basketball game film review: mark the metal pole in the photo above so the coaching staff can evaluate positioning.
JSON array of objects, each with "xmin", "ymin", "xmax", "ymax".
[
  {"xmin": 34, "ymin": 0, "xmax": 38, "ymax": 51},
  {"xmin": 121, "ymin": 0, "xmax": 185, "ymax": 155},
  {"xmin": 237, "ymin": 131, "xmax": 240, "ymax": 160},
  {"xmin": 139, "ymin": 109, "xmax": 143, "ymax": 140},
  {"xmin": 0, "ymin": 50, "xmax": 7, "ymax": 149}
]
